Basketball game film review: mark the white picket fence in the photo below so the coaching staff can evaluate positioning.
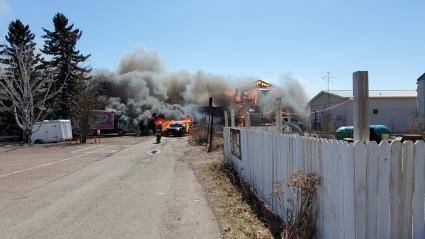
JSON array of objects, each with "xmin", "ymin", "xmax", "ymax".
[{"xmin": 223, "ymin": 127, "xmax": 425, "ymax": 239}]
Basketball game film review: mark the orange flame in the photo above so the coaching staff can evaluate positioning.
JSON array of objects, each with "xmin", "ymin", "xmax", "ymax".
[
  {"xmin": 154, "ymin": 116, "xmax": 171, "ymax": 133},
  {"xmin": 182, "ymin": 115, "xmax": 193, "ymax": 133},
  {"xmin": 226, "ymin": 88, "xmax": 258, "ymax": 127},
  {"xmin": 154, "ymin": 115, "xmax": 193, "ymax": 133}
]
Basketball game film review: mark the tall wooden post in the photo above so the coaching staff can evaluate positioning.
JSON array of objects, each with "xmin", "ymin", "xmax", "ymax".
[
  {"xmin": 224, "ymin": 110, "xmax": 229, "ymax": 127},
  {"xmin": 230, "ymin": 109, "xmax": 235, "ymax": 127},
  {"xmin": 208, "ymin": 97, "xmax": 214, "ymax": 152},
  {"xmin": 353, "ymin": 71, "xmax": 369, "ymax": 142},
  {"xmin": 204, "ymin": 115, "xmax": 208, "ymax": 143},
  {"xmin": 275, "ymin": 98, "xmax": 282, "ymax": 133},
  {"xmin": 417, "ymin": 76, "xmax": 425, "ymax": 134},
  {"xmin": 288, "ymin": 112, "xmax": 292, "ymax": 134},
  {"xmin": 244, "ymin": 108, "xmax": 250, "ymax": 128}
]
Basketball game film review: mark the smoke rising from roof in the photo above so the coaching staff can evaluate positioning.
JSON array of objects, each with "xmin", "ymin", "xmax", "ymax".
[
  {"xmin": 90, "ymin": 47, "xmax": 309, "ymax": 127},
  {"xmin": 260, "ymin": 74, "xmax": 309, "ymax": 116}
]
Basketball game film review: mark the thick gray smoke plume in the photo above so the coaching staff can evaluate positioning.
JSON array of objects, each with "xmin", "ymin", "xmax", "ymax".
[
  {"xmin": 260, "ymin": 74, "xmax": 309, "ymax": 117},
  {"xmin": 90, "ymin": 47, "xmax": 309, "ymax": 128}
]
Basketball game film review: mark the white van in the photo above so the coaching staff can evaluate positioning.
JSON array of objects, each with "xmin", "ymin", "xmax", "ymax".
[{"xmin": 31, "ymin": 120, "xmax": 73, "ymax": 144}]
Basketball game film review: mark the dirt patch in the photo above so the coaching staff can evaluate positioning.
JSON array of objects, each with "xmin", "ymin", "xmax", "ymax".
[{"xmin": 183, "ymin": 145, "xmax": 283, "ymax": 238}]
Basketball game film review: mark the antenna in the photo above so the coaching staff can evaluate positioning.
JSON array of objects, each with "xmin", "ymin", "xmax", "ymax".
[
  {"xmin": 322, "ymin": 72, "xmax": 334, "ymax": 93},
  {"xmin": 322, "ymin": 72, "xmax": 335, "ymax": 108}
]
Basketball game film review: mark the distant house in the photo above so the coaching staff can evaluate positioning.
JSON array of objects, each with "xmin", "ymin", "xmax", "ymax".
[{"xmin": 309, "ymin": 90, "xmax": 417, "ymax": 133}]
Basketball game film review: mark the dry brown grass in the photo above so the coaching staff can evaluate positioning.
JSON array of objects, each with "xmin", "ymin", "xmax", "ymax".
[
  {"xmin": 200, "ymin": 161, "xmax": 283, "ymax": 238},
  {"xmin": 189, "ymin": 126, "xmax": 224, "ymax": 151},
  {"xmin": 185, "ymin": 144, "xmax": 318, "ymax": 239},
  {"xmin": 189, "ymin": 126, "xmax": 208, "ymax": 146}
]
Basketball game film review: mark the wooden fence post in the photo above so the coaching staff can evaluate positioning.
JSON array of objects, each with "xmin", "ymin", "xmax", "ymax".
[
  {"xmin": 224, "ymin": 110, "xmax": 229, "ymax": 127},
  {"xmin": 275, "ymin": 98, "xmax": 282, "ymax": 133},
  {"xmin": 245, "ymin": 108, "xmax": 250, "ymax": 128},
  {"xmin": 208, "ymin": 97, "xmax": 214, "ymax": 152},
  {"xmin": 353, "ymin": 71, "xmax": 369, "ymax": 142},
  {"xmin": 230, "ymin": 109, "xmax": 235, "ymax": 127}
]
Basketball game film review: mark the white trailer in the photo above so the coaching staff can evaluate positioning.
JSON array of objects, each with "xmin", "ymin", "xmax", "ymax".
[{"xmin": 31, "ymin": 120, "xmax": 73, "ymax": 144}]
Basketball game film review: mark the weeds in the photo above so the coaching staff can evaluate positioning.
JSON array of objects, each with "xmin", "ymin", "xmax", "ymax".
[
  {"xmin": 189, "ymin": 126, "xmax": 224, "ymax": 151},
  {"xmin": 189, "ymin": 126, "xmax": 208, "ymax": 145},
  {"xmin": 271, "ymin": 171, "xmax": 319, "ymax": 239}
]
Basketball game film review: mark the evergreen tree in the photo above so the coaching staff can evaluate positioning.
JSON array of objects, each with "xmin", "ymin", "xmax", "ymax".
[
  {"xmin": 42, "ymin": 13, "xmax": 91, "ymax": 119},
  {"xmin": 0, "ymin": 19, "xmax": 42, "ymax": 79}
]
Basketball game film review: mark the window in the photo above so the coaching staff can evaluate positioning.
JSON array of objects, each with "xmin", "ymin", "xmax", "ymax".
[{"xmin": 373, "ymin": 109, "xmax": 378, "ymax": 114}]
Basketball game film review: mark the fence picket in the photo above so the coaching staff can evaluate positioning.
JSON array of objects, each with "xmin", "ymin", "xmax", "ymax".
[
  {"xmin": 377, "ymin": 141, "xmax": 390, "ymax": 239},
  {"xmin": 412, "ymin": 141, "xmax": 425, "ymax": 239},
  {"xmin": 283, "ymin": 135, "xmax": 290, "ymax": 220},
  {"xmin": 401, "ymin": 141, "xmax": 415, "ymax": 238},
  {"xmin": 324, "ymin": 140, "xmax": 338, "ymax": 238},
  {"xmin": 367, "ymin": 141, "xmax": 379, "ymax": 239},
  {"xmin": 312, "ymin": 138, "xmax": 324, "ymax": 239},
  {"xmin": 354, "ymin": 141, "xmax": 367, "ymax": 239},
  {"xmin": 343, "ymin": 142, "xmax": 355, "ymax": 239},
  {"xmin": 275, "ymin": 134, "xmax": 286, "ymax": 218},
  {"xmin": 390, "ymin": 141, "xmax": 402, "ymax": 239},
  {"xmin": 266, "ymin": 132, "xmax": 274, "ymax": 205},
  {"xmin": 337, "ymin": 141, "xmax": 345, "ymax": 238}
]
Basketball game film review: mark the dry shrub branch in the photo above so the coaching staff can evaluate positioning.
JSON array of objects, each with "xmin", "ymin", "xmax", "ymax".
[{"xmin": 271, "ymin": 171, "xmax": 319, "ymax": 239}]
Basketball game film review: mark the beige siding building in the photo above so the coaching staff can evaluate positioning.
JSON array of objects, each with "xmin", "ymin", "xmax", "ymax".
[{"xmin": 309, "ymin": 90, "xmax": 417, "ymax": 133}]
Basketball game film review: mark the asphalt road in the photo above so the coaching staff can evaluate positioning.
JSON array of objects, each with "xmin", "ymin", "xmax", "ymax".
[{"xmin": 0, "ymin": 136, "xmax": 220, "ymax": 239}]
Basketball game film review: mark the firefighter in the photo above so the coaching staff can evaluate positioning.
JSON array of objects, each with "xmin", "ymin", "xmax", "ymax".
[{"xmin": 155, "ymin": 124, "xmax": 162, "ymax": 143}]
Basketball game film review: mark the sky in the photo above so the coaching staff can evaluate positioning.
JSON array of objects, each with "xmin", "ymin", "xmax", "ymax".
[{"xmin": 0, "ymin": 0, "xmax": 424, "ymax": 98}]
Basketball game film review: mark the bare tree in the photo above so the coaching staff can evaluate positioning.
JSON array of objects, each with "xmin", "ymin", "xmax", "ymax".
[
  {"xmin": 71, "ymin": 87, "xmax": 96, "ymax": 143},
  {"xmin": 0, "ymin": 47, "xmax": 61, "ymax": 143}
]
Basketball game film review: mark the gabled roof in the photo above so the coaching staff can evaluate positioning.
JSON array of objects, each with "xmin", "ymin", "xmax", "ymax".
[{"xmin": 309, "ymin": 90, "xmax": 346, "ymax": 103}]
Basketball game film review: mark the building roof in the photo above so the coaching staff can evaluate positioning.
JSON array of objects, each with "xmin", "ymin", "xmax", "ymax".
[
  {"xmin": 327, "ymin": 90, "xmax": 417, "ymax": 98},
  {"xmin": 310, "ymin": 90, "xmax": 417, "ymax": 103},
  {"xmin": 418, "ymin": 73, "xmax": 425, "ymax": 82}
]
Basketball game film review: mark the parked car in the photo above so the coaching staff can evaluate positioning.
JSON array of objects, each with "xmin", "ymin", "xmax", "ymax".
[
  {"xmin": 165, "ymin": 121, "xmax": 185, "ymax": 137},
  {"xmin": 336, "ymin": 124, "xmax": 390, "ymax": 143},
  {"xmin": 283, "ymin": 117, "xmax": 304, "ymax": 130}
]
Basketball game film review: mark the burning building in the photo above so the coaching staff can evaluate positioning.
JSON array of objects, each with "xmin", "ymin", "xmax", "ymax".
[
  {"xmin": 89, "ymin": 47, "xmax": 309, "ymax": 130},
  {"xmin": 224, "ymin": 80, "xmax": 273, "ymax": 126}
]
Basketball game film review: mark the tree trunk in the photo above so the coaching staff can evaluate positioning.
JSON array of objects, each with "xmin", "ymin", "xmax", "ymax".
[
  {"xmin": 22, "ymin": 127, "xmax": 32, "ymax": 144},
  {"xmin": 80, "ymin": 131, "xmax": 87, "ymax": 144}
]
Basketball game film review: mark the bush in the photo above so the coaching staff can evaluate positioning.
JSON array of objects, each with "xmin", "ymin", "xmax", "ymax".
[{"xmin": 271, "ymin": 171, "xmax": 319, "ymax": 239}]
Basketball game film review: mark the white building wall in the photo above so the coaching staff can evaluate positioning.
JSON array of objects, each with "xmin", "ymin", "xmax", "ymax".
[
  {"xmin": 310, "ymin": 92, "xmax": 417, "ymax": 133},
  {"xmin": 369, "ymin": 98, "xmax": 416, "ymax": 133},
  {"xmin": 310, "ymin": 93, "xmax": 352, "ymax": 131}
]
